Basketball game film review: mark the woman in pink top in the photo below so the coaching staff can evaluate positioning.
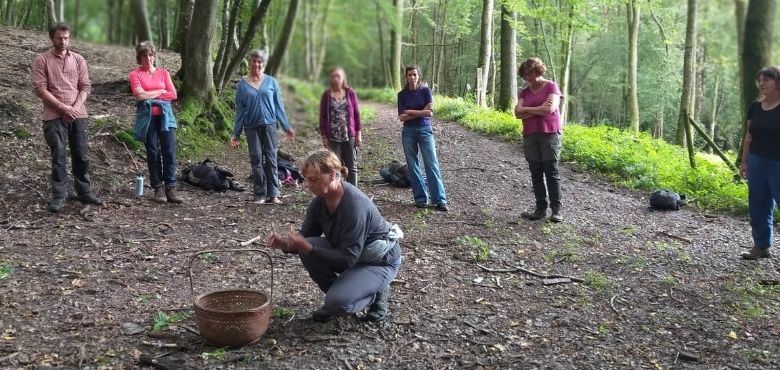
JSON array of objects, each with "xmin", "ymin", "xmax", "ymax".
[
  {"xmin": 128, "ymin": 41, "xmax": 182, "ymax": 204},
  {"xmin": 514, "ymin": 57, "xmax": 563, "ymax": 222}
]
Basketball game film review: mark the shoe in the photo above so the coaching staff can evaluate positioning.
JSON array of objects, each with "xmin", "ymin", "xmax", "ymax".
[
  {"xmin": 521, "ymin": 207, "xmax": 547, "ymax": 220},
  {"xmin": 268, "ymin": 197, "xmax": 283, "ymax": 205},
  {"xmin": 434, "ymin": 203, "xmax": 449, "ymax": 212},
  {"xmin": 549, "ymin": 207, "xmax": 563, "ymax": 223},
  {"xmin": 48, "ymin": 197, "xmax": 66, "ymax": 213},
  {"xmin": 364, "ymin": 285, "xmax": 390, "ymax": 322},
  {"xmin": 165, "ymin": 185, "xmax": 183, "ymax": 204},
  {"xmin": 77, "ymin": 193, "xmax": 103, "ymax": 205},
  {"xmin": 415, "ymin": 203, "xmax": 429, "ymax": 209},
  {"xmin": 312, "ymin": 306, "xmax": 334, "ymax": 322},
  {"xmin": 153, "ymin": 186, "xmax": 167, "ymax": 203},
  {"xmin": 252, "ymin": 196, "xmax": 267, "ymax": 204},
  {"xmin": 741, "ymin": 246, "xmax": 771, "ymax": 260}
]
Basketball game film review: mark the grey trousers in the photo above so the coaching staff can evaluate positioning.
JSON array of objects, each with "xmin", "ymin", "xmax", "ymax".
[
  {"xmin": 329, "ymin": 139, "xmax": 358, "ymax": 186},
  {"xmin": 300, "ymin": 237, "xmax": 401, "ymax": 315},
  {"xmin": 523, "ymin": 133, "xmax": 562, "ymax": 209},
  {"xmin": 42, "ymin": 118, "xmax": 92, "ymax": 199},
  {"xmin": 245, "ymin": 125, "xmax": 280, "ymax": 198}
]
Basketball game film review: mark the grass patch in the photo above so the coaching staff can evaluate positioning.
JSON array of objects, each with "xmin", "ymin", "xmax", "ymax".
[
  {"xmin": 152, "ymin": 311, "xmax": 191, "ymax": 332},
  {"xmin": 272, "ymin": 306, "xmax": 294, "ymax": 319},
  {"xmin": 660, "ymin": 274, "xmax": 677, "ymax": 286},
  {"xmin": 13, "ymin": 127, "xmax": 30, "ymax": 140},
  {"xmin": 0, "ymin": 263, "xmax": 13, "ymax": 280},
  {"xmin": 459, "ymin": 235, "xmax": 492, "ymax": 262},
  {"xmin": 724, "ymin": 276, "xmax": 780, "ymax": 319},
  {"xmin": 200, "ymin": 347, "xmax": 228, "ymax": 361},
  {"xmin": 584, "ymin": 270, "xmax": 612, "ymax": 292},
  {"xmin": 114, "ymin": 129, "xmax": 143, "ymax": 152}
]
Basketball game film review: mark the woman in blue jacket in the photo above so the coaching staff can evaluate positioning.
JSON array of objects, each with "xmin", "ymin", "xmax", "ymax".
[{"xmin": 230, "ymin": 49, "xmax": 296, "ymax": 204}]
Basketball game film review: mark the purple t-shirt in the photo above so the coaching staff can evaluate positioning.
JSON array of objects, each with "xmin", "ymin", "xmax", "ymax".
[
  {"xmin": 397, "ymin": 86, "xmax": 433, "ymax": 126},
  {"xmin": 518, "ymin": 81, "xmax": 562, "ymax": 136}
]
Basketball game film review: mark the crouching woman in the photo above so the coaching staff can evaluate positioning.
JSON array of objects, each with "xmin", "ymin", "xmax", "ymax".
[{"xmin": 267, "ymin": 150, "xmax": 402, "ymax": 322}]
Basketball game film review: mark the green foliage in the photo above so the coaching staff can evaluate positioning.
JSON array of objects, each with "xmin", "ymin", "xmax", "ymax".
[
  {"xmin": 13, "ymin": 128, "xmax": 30, "ymax": 140},
  {"xmin": 724, "ymin": 276, "xmax": 780, "ymax": 319},
  {"xmin": 0, "ymin": 263, "xmax": 13, "ymax": 280},
  {"xmin": 152, "ymin": 311, "xmax": 190, "ymax": 332},
  {"xmin": 459, "ymin": 235, "xmax": 492, "ymax": 262},
  {"xmin": 272, "ymin": 306, "xmax": 294, "ymax": 319},
  {"xmin": 359, "ymin": 89, "xmax": 397, "ymax": 105},
  {"xmin": 114, "ymin": 130, "xmax": 142, "ymax": 152},
  {"xmin": 176, "ymin": 96, "xmax": 234, "ymax": 160},
  {"xmin": 200, "ymin": 347, "xmax": 228, "ymax": 361},
  {"xmin": 584, "ymin": 270, "xmax": 611, "ymax": 292}
]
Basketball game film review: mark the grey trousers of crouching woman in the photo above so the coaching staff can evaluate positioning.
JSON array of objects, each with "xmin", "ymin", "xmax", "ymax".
[{"xmin": 299, "ymin": 237, "xmax": 401, "ymax": 316}]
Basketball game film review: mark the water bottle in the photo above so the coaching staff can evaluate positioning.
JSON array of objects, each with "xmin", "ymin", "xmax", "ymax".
[{"xmin": 134, "ymin": 175, "xmax": 144, "ymax": 197}]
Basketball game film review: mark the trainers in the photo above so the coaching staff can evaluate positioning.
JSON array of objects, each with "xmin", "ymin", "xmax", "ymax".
[
  {"xmin": 48, "ymin": 197, "xmax": 66, "ymax": 213},
  {"xmin": 549, "ymin": 207, "xmax": 563, "ymax": 223},
  {"xmin": 268, "ymin": 197, "xmax": 283, "ymax": 205},
  {"xmin": 364, "ymin": 285, "xmax": 390, "ymax": 322},
  {"xmin": 252, "ymin": 196, "xmax": 267, "ymax": 204},
  {"xmin": 77, "ymin": 193, "xmax": 103, "ymax": 205},
  {"xmin": 741, "ymin": 246, "xmax": 771, "ymax": 260},
  {"xmin": 312, "ymin": 306, "xmax": 334, "ymax": 322},
  {"xmin": 153, "ymin": 186, "xmax": 167, "ymax": 203},
  {"xmin": 521, "ymin": 207, "xmax": 546, "ymax": 220},
  {"xmin": 165, "ymin": 185, "xmax": 183, "ymax": 204},
  {"xmin": 434, "ymin": 203, "xmax": 449, "ymax": 212}
]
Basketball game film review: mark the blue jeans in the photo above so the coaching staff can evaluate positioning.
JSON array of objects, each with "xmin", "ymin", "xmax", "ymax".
[
  {"xmin": 402, "ymin": 124, "xmax": 447, "ymax": 205},
  {"xmin": 245, "ymin": 125, "xmax": 280, "ymax": 198},
  {"xmin": 145, "ymin": 116, "xmax": 177, "ymax": 187},
  {"xmin": 748, "ymin": 153, "xmax": 780, "ymax": 249},
  {"xmin": 300, "ymin": 237, "xmax": 401, "ymax": 315}
]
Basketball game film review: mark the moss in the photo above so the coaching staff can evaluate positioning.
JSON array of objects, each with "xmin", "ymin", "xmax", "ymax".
[
  {"xmin": 115, "ymin": 129, "xmax": 142, "ymax": 151},
  {"xmin": 13, "ymin": 127, "xmax": 31, "ymax": 140},
  {"xmin": 175, "ymin": 95, "xmax": 235, "ymax": 160}
]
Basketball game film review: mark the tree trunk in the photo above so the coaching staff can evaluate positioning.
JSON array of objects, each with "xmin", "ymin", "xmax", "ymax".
[
  {"xmin": 434, "ymin": 1, "xmax": 447, "ymax": 90},
  {"xmin": 477, "ymin": 0, "xmax": 493, "ymax": 108},
  {"xmin": 375, "ymin": 0, "xmax": 390, "ymax": 87},
  {"xmin": 626, "ymin": 0, "xmax": 640, "ymax": 131},
  {"xmin": 73, "ymin": 0, "xmax": 80, "ymax": 38},
  {"xmin": 131, "ymin": 0, "xmax": 154, "ymax": 43},
  {"xmin": 707, "ymin": 76, "xmax": 720, "ymax": 153},
  {"xmin": 312, "ymin": 0, "xmax": 334, "ymax": 82},
  {"xmin": 54, "ymin": 0, "xmax": 63, "ymax": 21},
  {"xmin": 736, "ymin": 0, "xmax": 776, "ymax": 166},
  {"xmin": 410, "ymin": 0, "xmax": 418, "ymax": 64},
  {"xmin": 180, "ymin": 0, "xmax": 219, "ymax": 103},
  {"xmin": 45, "ymin": 0, "xmax": 57, "ymax": 26},
  {"xmin": 734, "ymin": 0, "xmax": 747, "ymax": 124},
  {"xmin": 559, "ymin": 5, "xmax": 574, "ymax": 124},
  {"xmin": 218, "ymin": 0, "xmax": 273, "ymax": 90},
  {"xmin": 266, "ymin": 0, "xmax": 300, "ymax": 76},
  {"xmin": 172, "ymin": 0, "xmax": 195, "ymax": 52},
  {"xmin": 497, "ymin": 5, "xmax": 517, "ymax": 112},
  {"xmin": 157, "ymin": 0, "xmax": 169, "ymax": 48},
  {"xmin": 212, "ymin": 0, "xmax": 234, "ymax": 88},
  {"xmin": 389, "ymin": 0, "xmax": 404, "ymax": 91},
  {"xmin": 675, "ymin": 0, "xmax": 697, "ymax": 166}
]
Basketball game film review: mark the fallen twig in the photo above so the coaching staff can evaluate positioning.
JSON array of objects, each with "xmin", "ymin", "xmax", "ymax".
[
  {"xmin": 141, "ymin": 340, "xmax": 178, "ymax": 348},
  {"xmin": 441, "ymin": 166, "xmax": 487, "ymax": 172},
  {"xmin": 0, "ymin": 352, "xmax": 19, "ymax": 364},
  {"xmin": 476, "ymin": 263, "xmax": 585, "ymax": 283},
  {"xmin": 389, "ymin": 338, "xmax": 417, "ymax": 359},
  {"xmin": 19, "ymin": 179, "xmax": 46, "ymax": 201},
  {"xmin": 656, "ymin": 230, "xmax": 692, "ymax": 244},
  {"xmin": 282, "ymin": 313, "xmax": 296, "ymax": 327},
  {"xmin": 239, "ymin": 235, "xmax": 263, "ymax": 246},
  {"xmin": 609, "ymin": 294, "xmax": 621, "ymax": 317}
]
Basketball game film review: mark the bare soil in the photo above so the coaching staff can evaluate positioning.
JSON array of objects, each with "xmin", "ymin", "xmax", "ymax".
[{"xmin": 0, "ymin": 26, "xmax": 778, "ymax": 369}]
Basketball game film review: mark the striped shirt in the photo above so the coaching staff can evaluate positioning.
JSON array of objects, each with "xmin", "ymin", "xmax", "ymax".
[{"xmin": 31, "ymin": 49, "xmax": 91, "ymax": 121}]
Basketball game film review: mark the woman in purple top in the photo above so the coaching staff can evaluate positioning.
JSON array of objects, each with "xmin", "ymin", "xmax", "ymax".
[
  {"xmin": 319, "ymin": 67, "xmax": 362, "ymax": 186},
  {"xmin": 514, "ymin": 57, "xmax": 563, "ymax": 222},
  {"xmin": 397, "ymin": 65, "xmax": 448, "ymax": 212}
]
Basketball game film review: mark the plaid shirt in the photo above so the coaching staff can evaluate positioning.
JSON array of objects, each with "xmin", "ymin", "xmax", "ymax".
[{"xmin": 31, "ymin": 49, "xmax": 91, "ymax": 121}]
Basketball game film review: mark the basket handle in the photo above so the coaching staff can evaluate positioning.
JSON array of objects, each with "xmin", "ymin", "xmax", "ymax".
[{"xmin": 188, "ymin": 248, "xmax": 274, "ymax": 304}]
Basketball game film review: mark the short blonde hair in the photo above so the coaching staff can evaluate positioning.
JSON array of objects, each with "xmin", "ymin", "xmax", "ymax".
[
  {"xmin": 302, "ymin": 150, "xmax": 348, "ymax": 178},
  {"xmin": 135, "ymin": 41, "xmax": 155, "ymax": 64}
]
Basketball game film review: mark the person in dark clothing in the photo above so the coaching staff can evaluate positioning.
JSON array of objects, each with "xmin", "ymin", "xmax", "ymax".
[
  {"xmin": 267, "ymin": 150, "xmax": 402, "ymax": 322},
  {"xmin": 739, "ymin": 66, "xmax": 780, "ymax": 260},
  {"xmin": 319, "ymin": 67, "xmax": 362, "ymax": 186}
]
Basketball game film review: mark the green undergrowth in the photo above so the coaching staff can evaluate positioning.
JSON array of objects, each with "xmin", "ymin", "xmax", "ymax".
[
  {"xmin": 175, "ymin": 95, "xmax": 234, "ymax": 160},
  {"xmin": 285, "ymin": 78, "xmax": 378, "ymax": 134},
  {"xmin": 359, "ymin": 87, "xmax": 747, "ymax": 213}
]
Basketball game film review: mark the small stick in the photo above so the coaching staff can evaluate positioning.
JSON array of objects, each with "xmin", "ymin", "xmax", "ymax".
[
  {"xmin": 656, "ymin": 230, "xmax": 692, "ymax": 244},
  {"xmin": 19, "ymin": 180, "xmax": 46, "ymax": 201},
  {"xmin": 476, "ymin": 263, "xmax": 585, "ymax": 283},
  {"xmin": 0, "ymin": 352, "xmax": 19, "ymax": 364},
  {"xmin": 282, "ymin": 313, "xmax": 296, "ymax": 327},
  {"xmin": 141, "ymin": 340, "xmax": 178, "ymax": 348},
  {"xmin": 609, "ymin": 294, "xmax": 621, "ymax": 317},
  {"xmin": 240, "ymin": 235, "xmax": 263, "ymax": 246}
]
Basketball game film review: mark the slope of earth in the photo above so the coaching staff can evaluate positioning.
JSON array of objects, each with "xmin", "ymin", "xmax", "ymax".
[{"xmin": 0, "ymin": 26, "xmax": 778, "ymax": 369}]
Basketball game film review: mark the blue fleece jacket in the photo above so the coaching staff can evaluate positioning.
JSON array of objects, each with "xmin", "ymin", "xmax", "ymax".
[
  {"xmin": 232, "ymin": 75, "xmax": 291, "ymax": 138},
  {"xmin": 134, "ymin": 99, "xmax": 177, "ymax": 142}
]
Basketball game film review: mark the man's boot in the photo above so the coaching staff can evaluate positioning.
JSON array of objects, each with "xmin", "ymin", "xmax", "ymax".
[
  {"xmin": 153, "ymin": 186, "xmax": 167, "ymax": 203},
  {"xmin": 521, "ymin": 207, "xmax": 547, "ymax": 221},
  {"xmin": 165, "ymin": 185, "xmax": 183, "ymax": 204},
  {"xmin": 741, "ymin": 246, "xmax": 771, "ymax": 260},
  {"xmin": 549, "ymin": 206, "xmax": 563, "ymax": 223}
]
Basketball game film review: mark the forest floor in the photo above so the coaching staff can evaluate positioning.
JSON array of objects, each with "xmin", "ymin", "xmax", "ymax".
[{"xmin": 1, "ymin": 26, "xmax": 779, "ymax": 370}]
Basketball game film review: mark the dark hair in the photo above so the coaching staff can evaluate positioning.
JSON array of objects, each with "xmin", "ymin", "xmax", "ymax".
[
  {"xmin": 135, "ymin": 41, "xmax": 155, "ymax": 65},
  {"xmin": 48, "ymin": 22, "xmax": 70, "ymax": 38},
  {"xmin": 755, "ymin": 66, "xmax": 780, "ymax": 83},
  {"xmin": 403, "ymin": 64, "xmax": 422, "ymax": 90},
  {"xmin": 518, "ymin": 57, "xmax": 546, "ymax": 78}
]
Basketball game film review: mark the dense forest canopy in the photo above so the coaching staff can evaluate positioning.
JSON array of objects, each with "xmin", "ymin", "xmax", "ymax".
[{"xmin": 5, "ymin": 0, "xmax": 779, "ymax": 152}]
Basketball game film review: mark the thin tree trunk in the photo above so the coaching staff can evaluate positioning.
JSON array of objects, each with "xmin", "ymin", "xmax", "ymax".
[
  {"xmin": 45, "ymin": 0, "xmax": 57, "ymax": 26},
  {"xmin": 172, "ymin": 0, "xmax": 195, "ymax": 52},
  {"xmin": 410, "ymin": 0, "xmax": 418, "ymax": 64},
  {"xmin": 497, "ymin": 5, "xmax": 517, "ymax": 112},
  {"xmin": 158, "ymin": 0, "xmax": 169, "ymax": 48},
  {"xmin": 626, "ymin": 0, "xmax": 640, "ymax": 131},
  {"xmin": 312, "ymin": 0, "xmax": 334, "ymax": 82},
  {"xmin": 266, "ymin": 0, "xmax": 300, "ymax": 76},
  {"xmin": 477, "ymin": 0, "xmax": 493, "ymax": 108},
  {"xmin": 435, "ymin": 1, "xmax": 447, "ymax": 90},
  {"xmin": 131, "ymin": 0, "xmax": 154, "ymax": 43},
  {"xmin": 218, "ymin": 0, "xmax": 273, "ymax": 89},
  {"xmin": 375, "ymin": 0, "xmax": 390, "ymax": 87},
  {"xmin": 390, "ymin": 0, "xmax": 404, "ymax": 91},
  {"xmin": 181, "ymin": 0, "xmax": 219, "ymax": 103},
  {"xmin": 54, "ymin": 0, "xmax": 63, "ymax": 21},
  {"xmin": 676, "ymin": 0, "xmax": 697, "ymax": 167},
  {"xmin": 559, "ymin": 5, "xmax": 574, "ymax": 124},
  {"xmin": 212, "ymin": 0, "xmax": 234, "ymax": 89},
  {"xmin": 707, "ymin": 76, "xmax": 720, "ymax": 153}
]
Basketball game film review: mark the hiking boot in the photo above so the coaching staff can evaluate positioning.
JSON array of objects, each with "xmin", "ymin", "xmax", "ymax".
[
  {"xmin": 165, "ymin": 185, "xmax": 183, "ymax": 204},
  {"xmin": 77, "ymin": 193, "xmax": 103, "ymax": 205},
  {"xmin": 521, "ymin": 207, "xmax": 547, "ymax": 221},
  {"xmin": 312, "ymin": 306, "xmax": 335, "ymax": 322},
  {"xmin": 153, "ymin": 186, "xmax": 167, "ymax": 203},
  {"xmin": 549, "ymin": 207, "xmax": 563, "ymax": 223},
  {"xmin": 741, "ymin": 246, "xmax": 771, "ymax": 260},
  {"xmin": 434, "ymin": 203, "xmax": 449, "ymax": 212},
  {"xmin": 364, "ymin": 285, "xmax": 390, "ymax": 322},
  {"xmin": 415, "ymin": 203, "xmax": 429, "ymax": 209},
  {"xmin": 48, "ymin": 197, "xmax": 66, "ymax": 213}
]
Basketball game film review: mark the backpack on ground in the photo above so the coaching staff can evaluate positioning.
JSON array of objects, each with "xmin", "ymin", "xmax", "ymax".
[
  {"xmin": 649, "ymin": 189, "xmax": 685, "ymax": 211},
  {"xmin": 180, "ymin": 159, "xmax": 244, "ymax": 192},
  {"xmin": 379, "ymin": 160, "xmax": 412, "ymax": 188}
]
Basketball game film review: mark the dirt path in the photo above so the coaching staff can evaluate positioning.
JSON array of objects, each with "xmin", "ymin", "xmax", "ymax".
[{"xmin": 1, "ymin": 26, "xmax": 778, "ymax": 369}]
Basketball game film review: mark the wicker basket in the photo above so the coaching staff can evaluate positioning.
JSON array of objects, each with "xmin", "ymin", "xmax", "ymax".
[{"xmin": 189, "ymin": 249, "xmax": 274, "ymax": 347}]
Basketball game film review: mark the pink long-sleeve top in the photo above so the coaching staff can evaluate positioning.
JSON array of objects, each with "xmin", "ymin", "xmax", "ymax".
[{"xmin": 128, "ymin": 68, "xmax": 177, "ymax": 115}]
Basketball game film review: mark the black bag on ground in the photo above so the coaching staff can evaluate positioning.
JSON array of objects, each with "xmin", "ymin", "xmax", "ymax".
[
  {"xmin": 379, "ymin": 160, "xmax": 412, "ymax": 188},
  {"xmin": 181, "ymin": 159, "xmax": 244, "ymax": 192},
  {"xmin": 649, "ymin": 189, "xmax": 685, "ymax": 211}
]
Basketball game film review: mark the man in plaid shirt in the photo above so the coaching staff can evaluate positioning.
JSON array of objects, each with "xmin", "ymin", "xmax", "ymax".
[{"xmin": 31, "ymin": 22, "xmax": 102, "ymax": 213}]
